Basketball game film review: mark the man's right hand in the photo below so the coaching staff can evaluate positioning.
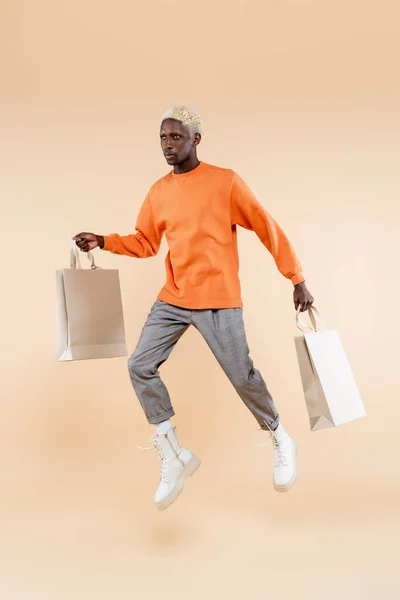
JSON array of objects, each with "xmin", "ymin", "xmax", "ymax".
[{"xmin": 72, "ymin": 232, "xmax": 104, "ymax": 252}]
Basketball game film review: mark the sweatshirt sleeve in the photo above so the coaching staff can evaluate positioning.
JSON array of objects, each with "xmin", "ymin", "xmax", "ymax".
[
  {"xmin": 102, "ymin": 190, "xmax": 164, "ymax": 258},
  {"xmin": 230, "ymin": 171, "xmax": 305, "ymax": 286}
]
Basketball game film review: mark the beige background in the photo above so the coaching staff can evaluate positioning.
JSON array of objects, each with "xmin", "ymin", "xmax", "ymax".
[{"xmin": 1, "ymin": 1, "xmax": 400, "ymax": 598}]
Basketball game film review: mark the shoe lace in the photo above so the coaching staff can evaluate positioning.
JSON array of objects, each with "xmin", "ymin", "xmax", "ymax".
[
  {"xmin": 136, "ymin": 434, "xmax": 168, "ymax": 482},
  {"xmin": 252, "ymin": 420, "xmax": 289, "ymax": 467}
]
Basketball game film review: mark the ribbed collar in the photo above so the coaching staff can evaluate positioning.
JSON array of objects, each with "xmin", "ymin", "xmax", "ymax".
[{"xmin": 170, "ymin": 161, "xmax": 206, "ymax": 182}]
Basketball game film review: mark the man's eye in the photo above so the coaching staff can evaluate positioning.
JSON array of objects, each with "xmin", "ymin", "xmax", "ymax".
[{"xmin": 173, "ymin": 135, "xmax": 180, "ymax": 139}]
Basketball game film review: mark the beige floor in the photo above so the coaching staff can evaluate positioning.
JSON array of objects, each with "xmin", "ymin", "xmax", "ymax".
[{"xmin": 1, "ymin": 428, "xmax": 398, "ymax": 600}]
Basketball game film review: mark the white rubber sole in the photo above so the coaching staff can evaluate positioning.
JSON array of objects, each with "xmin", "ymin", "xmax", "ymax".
[
  {"xmin": 273, "ymin": 440, "xmax": 298, "ymax": 493},
  {"xmin": 156, "ymin": 454, "xmax": 201, "ymax": 511}
]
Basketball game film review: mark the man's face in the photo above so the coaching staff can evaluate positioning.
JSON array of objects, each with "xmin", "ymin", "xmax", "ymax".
[{"xmin": 160, "ymin": 118, "xmax": 200, "ymax": 165}]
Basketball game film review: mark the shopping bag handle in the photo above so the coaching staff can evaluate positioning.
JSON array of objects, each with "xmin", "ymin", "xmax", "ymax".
[
  {"xmin": 296, "ymin": 305, "xmax": 327, "ymax": 333},
  {"xmin": 70, "ymin": 240, "xmax": 99, "ymax": 270}
]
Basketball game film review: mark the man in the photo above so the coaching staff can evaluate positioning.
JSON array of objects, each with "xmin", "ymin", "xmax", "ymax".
[{"xmin": 73, "ymin": 105, "xmax": 314, "ymax": 511}]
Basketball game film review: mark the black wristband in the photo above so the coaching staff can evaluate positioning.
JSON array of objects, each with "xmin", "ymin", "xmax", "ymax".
[{"xmin": 96, "ymin": 235, "xmax": 105, "ymax": 249}]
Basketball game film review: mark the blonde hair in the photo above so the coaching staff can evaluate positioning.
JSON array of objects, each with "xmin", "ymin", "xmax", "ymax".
[{"xmin": 161, "ymin": 105, "xmax": 202, "ymax": 136}]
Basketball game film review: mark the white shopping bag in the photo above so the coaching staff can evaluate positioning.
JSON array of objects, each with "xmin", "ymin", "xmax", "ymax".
[
  {"xmin": 56, "ymin": 240, "xmax": 128, "ymax": 361},
  {"xmin": 294, "ymin": 306, "xmax": 366, "ymax": 431}
]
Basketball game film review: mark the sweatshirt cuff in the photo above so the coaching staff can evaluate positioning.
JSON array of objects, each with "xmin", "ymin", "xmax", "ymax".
[
  {"xmin": 102, "ymin": 235, "xmax": 111, "ymax": 251},
  {"xmin": 291, "ymin": 273, "xmax": 305, "ymax": 286}
]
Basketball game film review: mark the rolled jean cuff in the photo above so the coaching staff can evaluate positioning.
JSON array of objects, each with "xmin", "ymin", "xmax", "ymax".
[
  {"xmin": 259, "ymin": 415, "xmax": 280, "ymax": 432},
  {"xmin": 147, "ymin": 408, "xmax": 175, "ymax": 425}
]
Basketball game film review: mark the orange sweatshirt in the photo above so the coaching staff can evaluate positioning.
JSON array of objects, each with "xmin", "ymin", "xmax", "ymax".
[{"xmin": 102, "ymin": 161, "xmax": 304, "ymax": 309}]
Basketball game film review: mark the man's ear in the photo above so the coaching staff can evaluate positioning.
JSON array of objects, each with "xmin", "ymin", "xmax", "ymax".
[{"xmin": 193, "ymin": 133, "xmax": 201, "ymax": 146}]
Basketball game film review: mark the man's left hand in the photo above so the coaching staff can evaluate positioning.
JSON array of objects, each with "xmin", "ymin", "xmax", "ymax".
[{"xmin": 293, "ymin": 281, "xmax": 314, "ymax": 312}]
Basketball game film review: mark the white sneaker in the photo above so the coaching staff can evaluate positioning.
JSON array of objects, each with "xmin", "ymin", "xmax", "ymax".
[
  {"xmin": 269, "ymin": 423, "xmax": 297, "ymax": 492},
  {"xmin": 149, "ymin": 427, "xmax": 201, "ymax": 511}
]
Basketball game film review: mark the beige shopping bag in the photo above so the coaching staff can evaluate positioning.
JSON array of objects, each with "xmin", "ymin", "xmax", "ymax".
[
  {"xmin": 294, "ymin": 306, "xmax": 366, "ymax": 431},
  {"xmin": 56, "ymin": 240, "xmax": 128, "ymax": 361}
]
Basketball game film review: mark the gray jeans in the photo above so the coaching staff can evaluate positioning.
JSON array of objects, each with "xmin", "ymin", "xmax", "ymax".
[{"xmin": 128, "ymin": 299, "xmax": 279, "ymax": 431}]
